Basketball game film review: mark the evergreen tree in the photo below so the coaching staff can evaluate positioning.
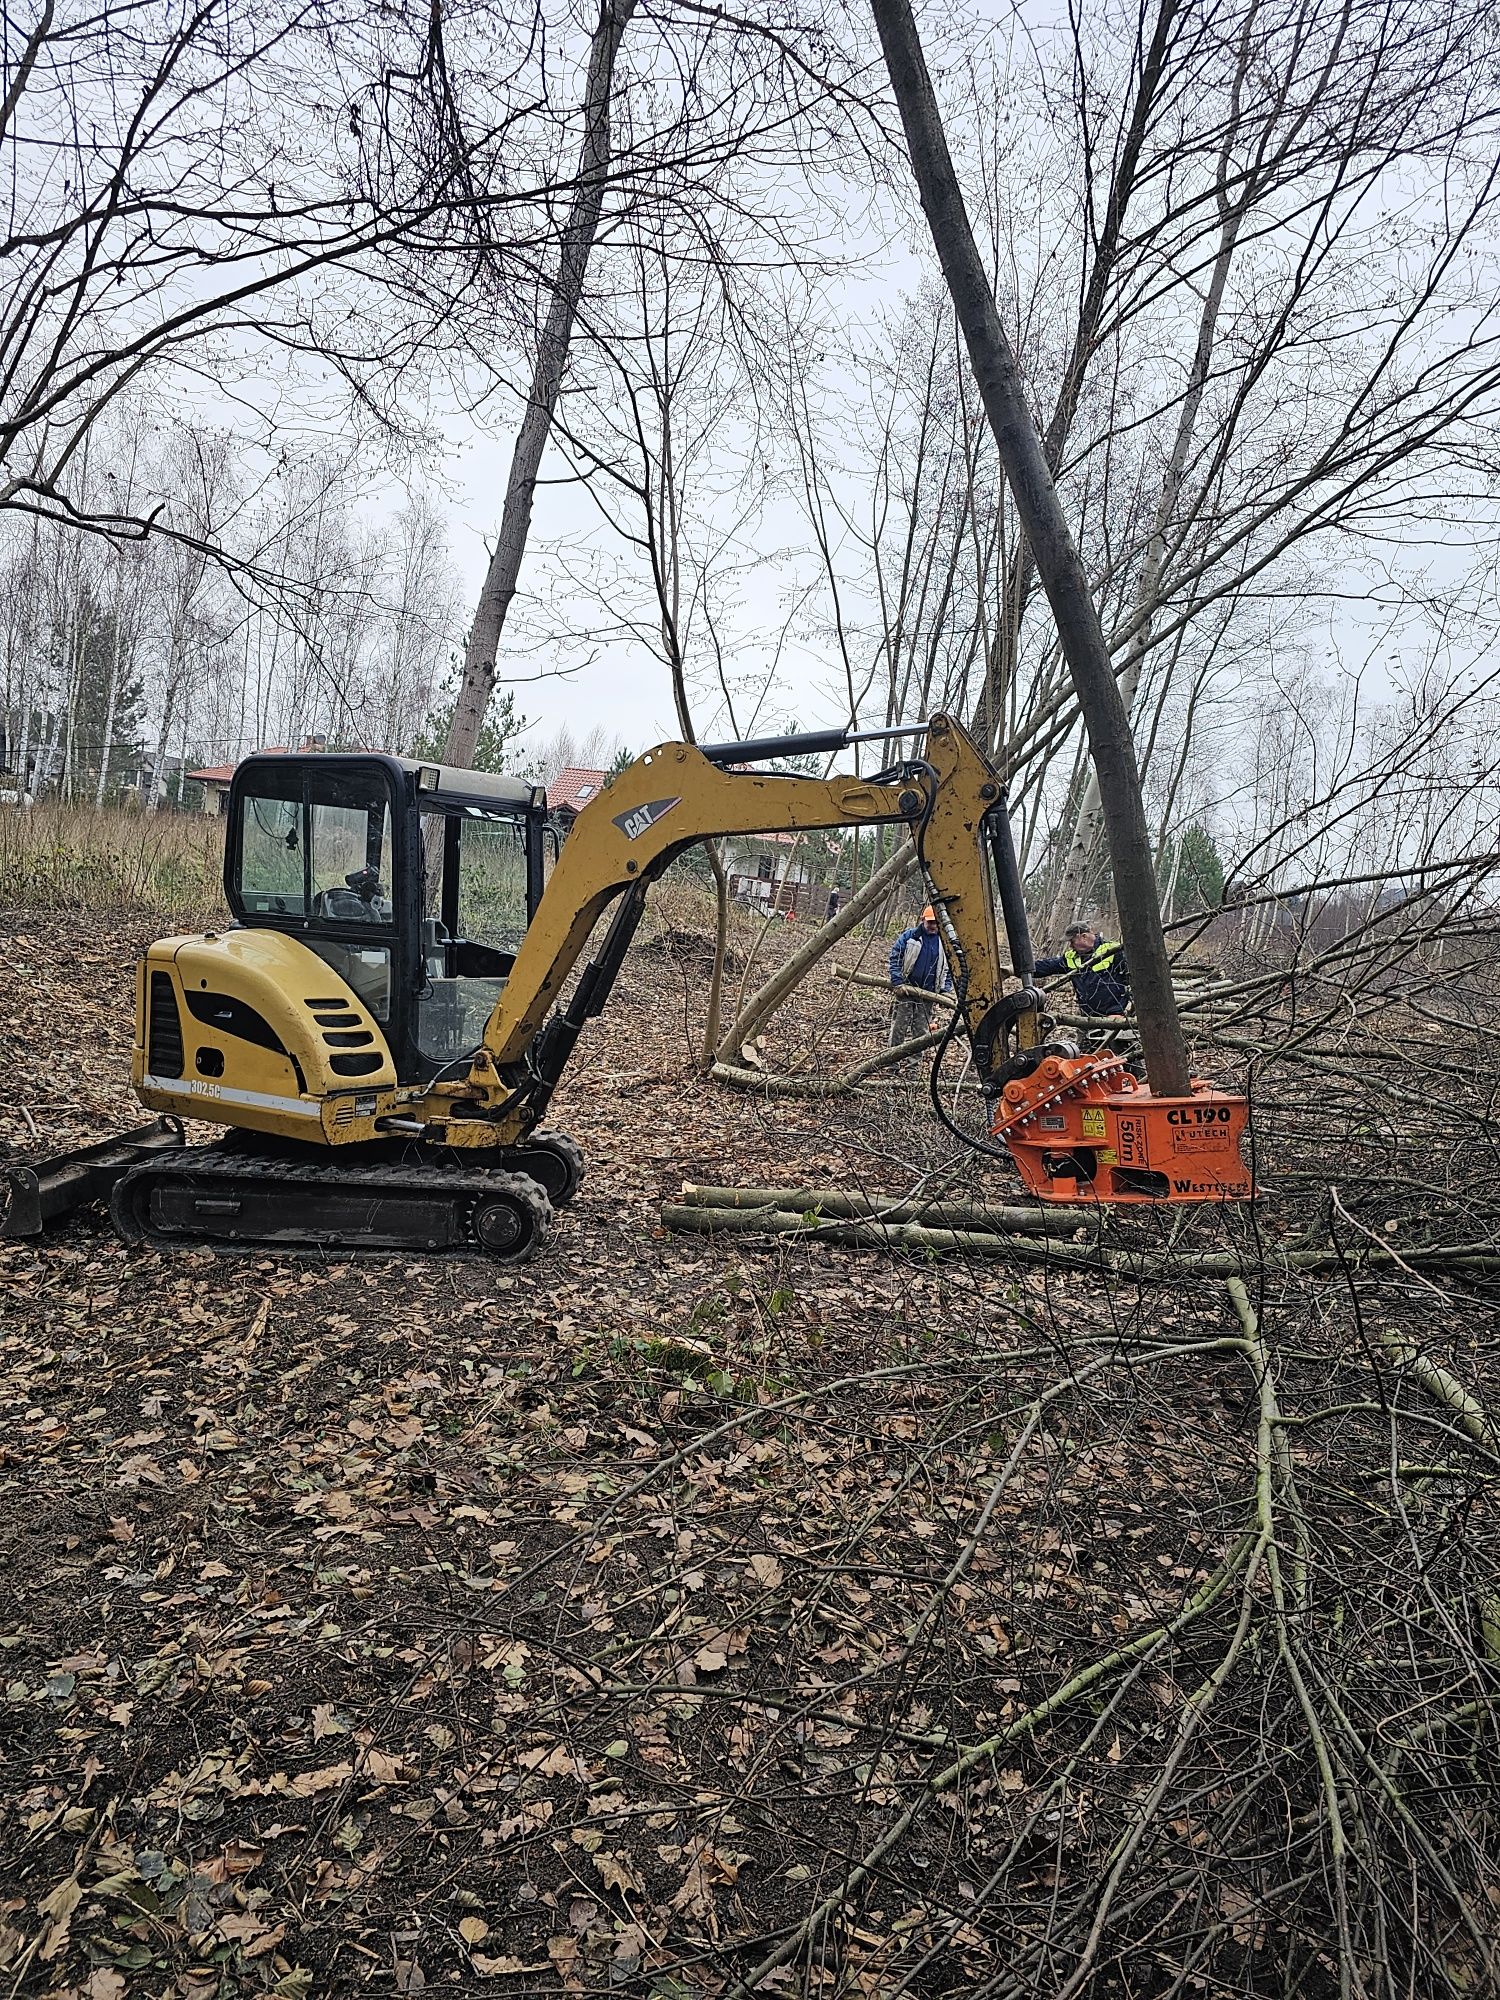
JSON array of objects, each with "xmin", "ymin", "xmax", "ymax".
[
  {"xmin": 415, "ymin": 657, "xmax": 530, "ymax": 773},
  {"xmin": 1161, "ymin": 822, "xmax": 1225, "ymax": 914},
  {"xmin": 58, "ymin": 588, "xmax": 146, "ymax": 800}
]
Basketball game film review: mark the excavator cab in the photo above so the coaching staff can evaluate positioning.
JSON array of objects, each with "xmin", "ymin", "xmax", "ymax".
[{"xmin": 225, "ymin": 753, "xmax": 548, "ymax": 1085}]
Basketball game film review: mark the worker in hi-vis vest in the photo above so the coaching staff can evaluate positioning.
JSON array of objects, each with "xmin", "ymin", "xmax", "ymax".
[{"xmin": 1034, "ymin": 922, "xmax": 1131, "ymax": 1017}]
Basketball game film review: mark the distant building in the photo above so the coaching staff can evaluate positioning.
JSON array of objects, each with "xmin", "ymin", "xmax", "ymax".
[
  {"xmin": 722, "ymin": 832, "xmax": 832, "ymax": 919},
  {"xmin": 547, "ymin": 766, "xmax": 610, "ymax": 835},
  {"xmin": 187, "ymin": 736, "xmax": 327, "ymax": 814}
]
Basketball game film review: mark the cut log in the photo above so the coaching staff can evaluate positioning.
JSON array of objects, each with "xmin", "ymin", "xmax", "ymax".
[
  {"xmin": 677, "ymin": 1182, "xmax": 1096, "ymax": 1235},
  {"xmin": 712, "ymin": 1028, "xmax": 948, "ymax": 1098},
  {"xmin": 1376, "ymin": 1329, "xmax": 1498, "ymax": 1450},
  {"xmin": 660, "ymin": 1196, "xmax": 1500, "ymax": 1277},
  {"xmin": 660, "ymin": 1202, "xmax": 1109, "ymax": 1265}
]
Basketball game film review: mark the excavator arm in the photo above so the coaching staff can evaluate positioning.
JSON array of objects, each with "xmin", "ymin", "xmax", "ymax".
[
  {"xmin": 436, "ymin": 707, "xmax": 1251, "ymax": 1207},
  {"xmin": 426, "ymin": 713, "xmax": 1040, "ymax": 1142}
]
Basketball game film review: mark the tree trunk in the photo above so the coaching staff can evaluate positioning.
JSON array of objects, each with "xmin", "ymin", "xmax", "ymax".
[
  {"xmin": 16, "ymin": 676, "xmax": 33, "ymax": 789},
  {"xmin": 676, "ymin": 1183, "xmax": 1096, "ymax": 1235},
  {"xmin": 39, "ymin": 695, "xmax": 62, "ymax": 792},
  {"xmin": 60, "ymin": 622, "xmax": 81, "ymax": 802},
  {"xmin": 443, "ymin": 0, "xmax": 637, "ymax": 769},
  {"xmin": 869, "ymin": 0, "xmax": 1190, "ymax": 1095},
  {"xmin": 149, "ymin": 667, "xmax": 179, "ymax": 812},
  {"xmin": 94, "ymin": 581, "xmax": 126, "ymax": 807},
  {"xmin": 701, "ymin": 844, "xmax": 730, "ymax": 1066},
  {"xmin": 970, "ymin": 0, "xmax": 1182, "ymax": 753}
]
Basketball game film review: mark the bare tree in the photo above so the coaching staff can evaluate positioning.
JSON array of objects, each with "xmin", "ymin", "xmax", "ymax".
[
  {"xmin": 442, "ymin": 0, "xmax": 638, "ymax": 769},
  {"xmin": 871, "ymin": 0, "xmax": 1192, "ymax": 1091}
]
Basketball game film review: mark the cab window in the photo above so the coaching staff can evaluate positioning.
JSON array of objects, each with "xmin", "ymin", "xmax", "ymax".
[
  {"xmin": 309, "ymin": 787, "xmax": 394, "ymax": 924},
  {"xmin": 235, "ymin": 767, "xmax": 394, "ymax": 925},
  {"xmin": 416, "ymin": 807, "xmax": 530, "ymax": 1064},
  {"xmin": 453, "ymin": 810, "xmax": 529, "ymax": 951},
  {"xmin": 238, "ymin": 769, "xmax": 305, "ymax": 915}
]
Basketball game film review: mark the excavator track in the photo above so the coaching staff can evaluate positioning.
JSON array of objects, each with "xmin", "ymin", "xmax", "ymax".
[
  {"xmin": 110, "ymin": 1147, "xmax": 554, "ymax": 1262},
  {"xmin": 494, "ymin": 1129, "xmax": 585, "ymax": 1206}
]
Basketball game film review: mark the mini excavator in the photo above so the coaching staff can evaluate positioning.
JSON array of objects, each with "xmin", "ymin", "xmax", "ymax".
[{"xmin": 1, "ymin": 717, "xmax": 1251, "ymax": 1260}]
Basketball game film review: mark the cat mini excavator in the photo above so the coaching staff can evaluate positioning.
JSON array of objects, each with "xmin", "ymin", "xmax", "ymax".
[{"xmin": 1, "ymin": 716, "xmax": 1251, "ymax": 1260}]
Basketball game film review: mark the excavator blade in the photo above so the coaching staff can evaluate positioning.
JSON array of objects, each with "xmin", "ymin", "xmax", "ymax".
[{"xmin": 0, "ymin": 1118, "xmax": 186, "ymax": 1239}]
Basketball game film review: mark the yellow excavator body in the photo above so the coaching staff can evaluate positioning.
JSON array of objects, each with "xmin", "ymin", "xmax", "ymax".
[{"xmin": 134, "ymin": 929, "xmax": 396, "ymax": 1143}]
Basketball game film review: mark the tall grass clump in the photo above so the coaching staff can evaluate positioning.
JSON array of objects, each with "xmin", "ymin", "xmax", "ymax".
[{"xmin": 0, "ymin": 802, "xmax": 226, "ymax": 921}]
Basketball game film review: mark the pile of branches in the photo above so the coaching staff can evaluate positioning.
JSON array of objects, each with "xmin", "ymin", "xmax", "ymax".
[
  {"xmin": 440, "ymin": 1241, "xmax": 1500, "ymax": 1997},
  {"xmin": 771, "ymin": 1267, "xmax": 1499, "ymax": 2000}
]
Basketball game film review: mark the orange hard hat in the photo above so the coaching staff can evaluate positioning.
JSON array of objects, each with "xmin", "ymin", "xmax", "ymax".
[{"xmin": 922, "ymin": 905, "xmax": 936, "ymax": 921}]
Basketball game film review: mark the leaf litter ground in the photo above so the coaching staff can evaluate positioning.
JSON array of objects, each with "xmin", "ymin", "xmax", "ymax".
[{"xmin": 2, "ymin": 910, "xmax": 1495, "ymax": 1998}]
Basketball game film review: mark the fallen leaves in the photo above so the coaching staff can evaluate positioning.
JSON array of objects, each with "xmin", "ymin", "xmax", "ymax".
[
  {"xmin": 285, "ymin": 1763, "xmax": 353, "ymax": 1797},
  {"xmin": 593, "ymin": 1850, "xmax": 644, "ymax": 1896},
  {"xmin": 357, "ymin": 1746, "xmax": 407, "ymax": 1784},
  {"xmin": 11, "ymin": 908, "xmax": 1466, "ymax": 2000},
  {"xmin": 35, "ymin": 1869, "xmax": 83, "ymax": 1961}
]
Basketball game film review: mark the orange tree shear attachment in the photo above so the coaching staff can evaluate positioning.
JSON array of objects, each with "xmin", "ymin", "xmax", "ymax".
[{"xmin": 991, "ymin": 1049, "xmax": 1253, "ymax": 1204}]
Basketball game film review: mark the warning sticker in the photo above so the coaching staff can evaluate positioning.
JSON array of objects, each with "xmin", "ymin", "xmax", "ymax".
[
  {"xmin": 1115, "ymin": 1114, "xmax": 1148, "ymax": 1167},
  {"xmin": 1080, "ymin": 1106, "xmax": 1107, "ymax": 1140}
]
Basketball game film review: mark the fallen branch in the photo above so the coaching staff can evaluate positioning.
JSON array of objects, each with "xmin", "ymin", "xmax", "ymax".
[
  {"xmin": 1376, "ymin": 1329, "xmax": 1500, "ymax": 1451},
  {"xmin": 675, "ymin": 1182, "xmax": 1097, "ymax": 1235},
  {"xmin": 711, "ymin": 1026, "xmax": 947, "ymax": 1097},
  {"xmin": 730, "ymin": 1331, "xmax": 1268, "ymax": 1998},
  {"xmin": 830, "ymin": 962, "xmax": 964, "ymax": 1004},
  {"xmin": 662, "ymin": 1194, "xmax": 1500, "ymax": 1277},
  {"xmin": 829, "ymin": 961, "xmax": 1231, "ymax": 1019},
  {"xmin": 660, "ymin": 1200, "xmax": 1107, "ymax": 1264}
]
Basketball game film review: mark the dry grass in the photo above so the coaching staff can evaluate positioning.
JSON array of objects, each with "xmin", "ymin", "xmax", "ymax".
[
  {"xmin": 0, "ymin": 812, "xmax": 790, "ymax": 940},
  {"xmin": 0, "ymin": 801, "xmax": 226, "ymax": 922}
]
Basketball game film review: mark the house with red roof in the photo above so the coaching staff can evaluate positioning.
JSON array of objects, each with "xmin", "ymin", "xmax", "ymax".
[
  {"xmin": 187, "ymin": 737, "xmax": 327, "ymax": 813},
  {"xmin": 547, "ymin": 766, "xmax": 611, "ymax": 832}
]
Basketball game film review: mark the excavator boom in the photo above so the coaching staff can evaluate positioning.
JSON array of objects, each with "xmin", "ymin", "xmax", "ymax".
[{"xmin": 449, "ymin": 714, "xmax": 1035, "ymax": 1141}]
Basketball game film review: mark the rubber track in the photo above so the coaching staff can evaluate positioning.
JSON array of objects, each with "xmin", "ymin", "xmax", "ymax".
[
  {"xmin": 111, "ymin": 1147, "xmax": 554, "ymax": 1262},
  {"xmin": 519, "ymin": 1129, "xmax": 585, "ymax": 1205}
]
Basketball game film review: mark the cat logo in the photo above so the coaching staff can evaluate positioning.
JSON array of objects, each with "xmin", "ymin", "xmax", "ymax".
[{"xmin": 612, "ymin": 796, "xmax": 682, "ymax": 841}]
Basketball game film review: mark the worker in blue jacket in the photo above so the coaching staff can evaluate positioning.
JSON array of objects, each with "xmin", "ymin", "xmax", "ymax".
[
  {"xmin": 887, "ymin": 905, "xmax": 952, "ymax": 1046},
  {"xmin": 1034, "ymin": 923, "xmax": 1131, "ymax": 1018}
]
